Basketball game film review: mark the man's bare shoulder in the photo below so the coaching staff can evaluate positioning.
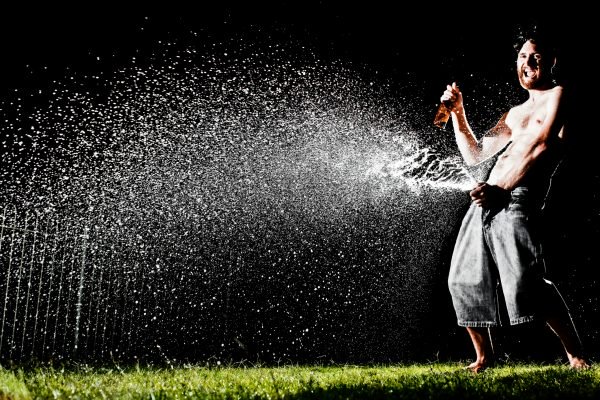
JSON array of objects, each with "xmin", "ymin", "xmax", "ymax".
[
  {"xmin": 547, "ymin": 85, "xmax": 565, "ymax": 101},
  {"xmin": 511, "ymin": 85, "xmax": 564, "ymax": 110}
]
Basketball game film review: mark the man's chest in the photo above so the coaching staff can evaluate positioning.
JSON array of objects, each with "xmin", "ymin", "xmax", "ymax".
[{"xmin": 506, "ymin": 101, "xmax": 548, "ymax": 137}]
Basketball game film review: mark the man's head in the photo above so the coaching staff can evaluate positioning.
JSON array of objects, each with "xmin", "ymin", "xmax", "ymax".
[{"xmin": 514, "ymin": 25, "xmax": 558, "ymax": 90}]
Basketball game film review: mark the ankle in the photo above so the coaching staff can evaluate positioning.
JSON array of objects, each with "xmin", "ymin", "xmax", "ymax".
[{"xmin": 475, "ymin": 355, "xmax": 493, "ymax": 365}]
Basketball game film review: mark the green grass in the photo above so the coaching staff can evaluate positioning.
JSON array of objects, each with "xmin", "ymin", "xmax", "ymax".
[{"xmin": 1, "ymin": 362, "xmax": 599, "ymax": 399}]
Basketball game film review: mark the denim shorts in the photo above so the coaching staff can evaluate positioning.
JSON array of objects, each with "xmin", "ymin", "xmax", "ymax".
[{"xmin": 448, "ymin": 186, "xmax": 566, "ymax": 327}]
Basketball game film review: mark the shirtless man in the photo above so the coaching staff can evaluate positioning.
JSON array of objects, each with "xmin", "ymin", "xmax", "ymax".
[{"xmin": 443, "ymin": 30, "xmax": 589, "ymax": 372}]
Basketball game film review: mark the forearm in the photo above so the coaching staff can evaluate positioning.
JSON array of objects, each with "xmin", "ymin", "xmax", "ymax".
[{"xmin": 451, "ymin": 107, "xmax": 480, "ymax": 165}]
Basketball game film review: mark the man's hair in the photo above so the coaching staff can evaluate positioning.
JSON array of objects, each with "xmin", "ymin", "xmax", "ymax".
[{"xmin": 513, "ymin": 23, "xmax": 558, "ymax": 60}]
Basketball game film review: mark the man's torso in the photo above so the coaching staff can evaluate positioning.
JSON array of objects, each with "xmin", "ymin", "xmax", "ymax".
[{"xmin": 487, "ymin": 86, "xmax": 564, "ymax": 186}]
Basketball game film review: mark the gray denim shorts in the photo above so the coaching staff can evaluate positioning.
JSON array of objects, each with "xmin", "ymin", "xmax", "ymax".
[{"xmin": 448, "ymin": 186, "xmax": 565, "ymax": 327}]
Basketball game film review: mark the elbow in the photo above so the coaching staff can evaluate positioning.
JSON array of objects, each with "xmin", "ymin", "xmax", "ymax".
[
  {"xmin": 463, "ymin": 152, "xmax": 480, "ymax": 166},
  {"xmin": 465, "ymin": 142, "xmax": 484, "ymax": 166}
]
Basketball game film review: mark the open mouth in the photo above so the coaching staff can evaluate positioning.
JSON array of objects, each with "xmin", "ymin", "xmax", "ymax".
[{"xmin": 523, "ymin": 69, "xmax": 537, "ymax": 78}]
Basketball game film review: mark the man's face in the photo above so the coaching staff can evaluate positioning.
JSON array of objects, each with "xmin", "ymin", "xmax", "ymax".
[{"xmin": 516, "ymin": 40, "xmax": 553, "ymax": 90}]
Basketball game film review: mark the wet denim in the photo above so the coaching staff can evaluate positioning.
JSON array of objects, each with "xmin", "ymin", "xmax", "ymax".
[{"xmin": 448, "ymin": 187, "xmax": 566, "ymax": 327}]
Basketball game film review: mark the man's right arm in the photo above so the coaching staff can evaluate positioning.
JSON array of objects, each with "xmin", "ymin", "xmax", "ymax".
[
  {"xmin": 450, "ymin": 105, "xmax": 480, "ymax": 165},
  {"xmin": 441, "ymin": 83, "xmax": 510, "ymax": 165},
  {"xmin": 441, "ymin": 82, "xmax": 479, "ymax": 165}
]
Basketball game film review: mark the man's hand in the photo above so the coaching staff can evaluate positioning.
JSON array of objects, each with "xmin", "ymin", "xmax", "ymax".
[
  {"xmin": 470, "ymin": 182, "xmax": 510, "ymax": 208},
  {"xmin": 441, "ymin": 82, "xmax": 463, "ymax": 113}
]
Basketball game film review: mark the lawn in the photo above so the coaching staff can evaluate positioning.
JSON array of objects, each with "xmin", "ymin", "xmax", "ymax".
[{"xmin": 1, "ymin": 362, "xmax": 599, "ymax": 399}]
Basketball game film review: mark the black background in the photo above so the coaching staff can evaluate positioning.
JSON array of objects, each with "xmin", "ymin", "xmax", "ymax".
[
  {"xmin": 1, "ymin": 3, "xmax": 596, "ymax": 125},
  {"xmin": 1, "ymin": 2, "xmax": 598, "ymax": 363},
  {"xmin": 1, "ymin": 3, "xmax": 596, "ymax": 142},
  {"xmin": 0, "ymin": 3, "xmax": 593, "ymax": 93}
]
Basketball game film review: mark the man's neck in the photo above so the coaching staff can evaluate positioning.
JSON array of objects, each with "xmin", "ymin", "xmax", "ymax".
[{"xmin": 527, "ymin": 83, "xmax": 555, "ymax": 102}]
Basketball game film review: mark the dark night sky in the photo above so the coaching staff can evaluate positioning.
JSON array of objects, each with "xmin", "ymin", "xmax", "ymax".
[
  {"xmin": 1, "ymin": 3, "xmax": 594, "ymax": 93},
  {"xmin": 1, "ymin": 3, "xmax": 596, "ymax": 158}
]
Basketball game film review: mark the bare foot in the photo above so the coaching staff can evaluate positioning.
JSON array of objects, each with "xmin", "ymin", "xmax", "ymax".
[
  {"xmin": 569, "ymin": 356, "xmax": 591, "ymax": 370},
  {"xmin": 465, "ymin": 360, "xmax": 491, "ymax": 373}
]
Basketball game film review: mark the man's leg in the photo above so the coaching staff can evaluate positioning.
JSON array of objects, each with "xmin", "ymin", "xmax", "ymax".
[
  {"xmin": 546, "ymin": 318, "xmax": 589, "ymax": 368},
  {"xmin": 542, "ymin": 282, "xmax": 589, "ymax": 368},
  {"xmin": 465, "ymin": 327, "xmax": 494, "ymax": 372},
  {"xmin": 448, "ymin": 203, "xmax": 498, "ymax": 371},
  {"xmin": 486, "ymin": 192, "xmax": 590, "ymax": 369}
]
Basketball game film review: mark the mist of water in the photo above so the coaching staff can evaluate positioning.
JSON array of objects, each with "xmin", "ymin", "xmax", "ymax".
[{"xmin": 0, "ymin": 40, "xmax": 475, "ymax": 362}]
